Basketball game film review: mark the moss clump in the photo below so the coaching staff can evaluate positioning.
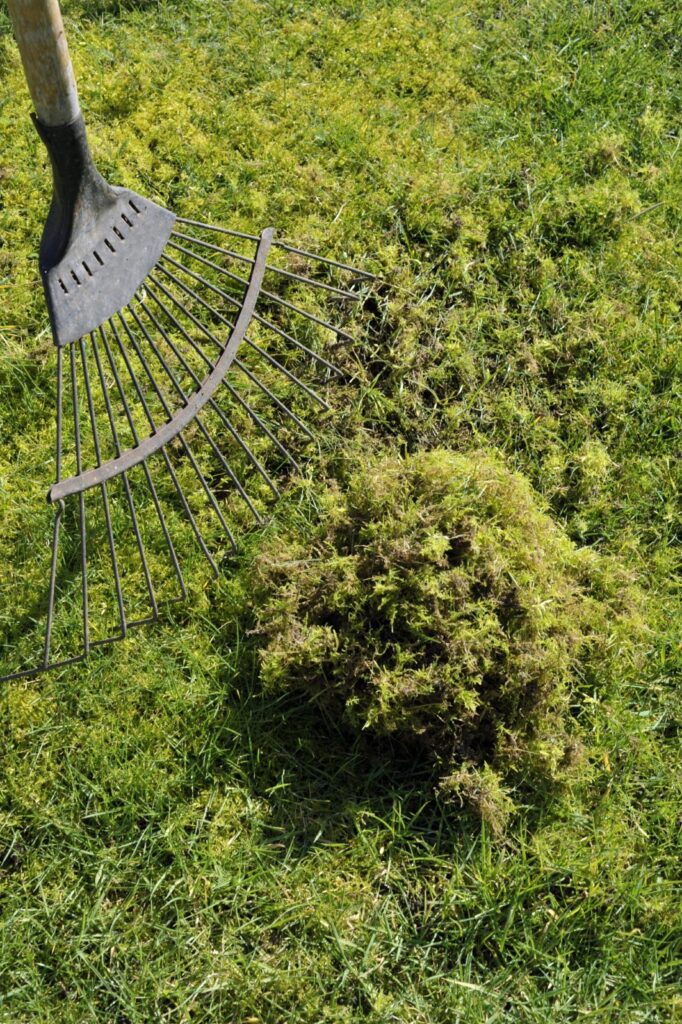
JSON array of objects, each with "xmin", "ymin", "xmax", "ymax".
[{"xmin": 244, "ymin": 448, "xmax": 638, "ymax": 829}]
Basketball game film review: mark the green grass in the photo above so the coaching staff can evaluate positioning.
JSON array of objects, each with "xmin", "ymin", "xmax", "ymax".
[{"xmin": 0, "ymin": 0, "xmax": 680, "ymax": 1020}]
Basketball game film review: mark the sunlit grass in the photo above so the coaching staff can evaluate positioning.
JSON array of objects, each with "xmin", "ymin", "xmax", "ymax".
[{"xmin": 0, "ymin": 0, "xmax": 680, "ymax": 1020}]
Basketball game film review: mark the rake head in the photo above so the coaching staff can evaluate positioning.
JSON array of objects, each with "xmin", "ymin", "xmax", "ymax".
[{"xmin": 1, "ymin": 120, "xmax": 373, "ymax": 681}]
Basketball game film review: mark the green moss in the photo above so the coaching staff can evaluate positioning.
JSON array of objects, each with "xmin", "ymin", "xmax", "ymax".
[{"xmin": 241, "ymin": 448, "xmax": 642, "ymax": 827}]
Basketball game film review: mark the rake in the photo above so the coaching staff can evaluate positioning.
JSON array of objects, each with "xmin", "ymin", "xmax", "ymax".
[{"xmin": 1, "ymin": 0, "xmax": 373, "ymax": 681}]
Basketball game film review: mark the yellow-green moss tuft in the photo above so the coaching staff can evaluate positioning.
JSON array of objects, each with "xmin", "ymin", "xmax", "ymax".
[{"xmin": 244, "ymin": 448, "xmax": 641, "ymax": 824}]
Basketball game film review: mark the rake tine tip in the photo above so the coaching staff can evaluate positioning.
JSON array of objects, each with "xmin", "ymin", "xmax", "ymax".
[
  {"xmin": 173, "ymin": 216, "xmax": 374, "ymax": 278},
  {"xmin": 170, "ymin": 228, "xmax": 361, "ymax": 300}
]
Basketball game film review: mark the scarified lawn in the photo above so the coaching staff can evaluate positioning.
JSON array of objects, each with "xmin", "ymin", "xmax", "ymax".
[{"xmin": 0, "ymin": 1, "xmax": 680, "ymax": 1021}]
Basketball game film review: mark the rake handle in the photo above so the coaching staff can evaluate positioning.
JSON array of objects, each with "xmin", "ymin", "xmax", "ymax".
[{"xmin": 6, "ymin": 0, "xmax": 80, "ymax": 126}]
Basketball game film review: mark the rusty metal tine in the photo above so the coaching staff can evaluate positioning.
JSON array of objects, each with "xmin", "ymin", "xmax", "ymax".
[
  {"xmin": 171, "ymin": 230, "xmax": 360, "ymax": 299},
  {"xmin": 143, "ymin": 283, "xmax": 301, "ymax": 472},
  {"xmin": 92, "ymin": 328, "xmax": 159, "ymax": 618},
  {"xmin": 109, "ymin": 317, "xmax": 157, "ymax": 427},
  {"xmin": 175, "ymin": 217, "xmax": 375, "ymax": 279},
  {"xmin": 131, "ymin": 299, "xmax": 280, "ymax": 499},
  {"xmin": 218, "ymin": 381, "xmax": 301, "ymax": 472},
  {"xmin": 160, "ymin": 253, "xmax": 241, "ymax": 313},
  {"xmin": 146, "ymin": 275, "xmax": 215, "ymax": 369},
  {"xmin": 126, "ymin": 301, "xmax": 192, "ymax": 402},
  {"xmin": 105, "ymin": 319, "xmax": 187, "ymax": 599},
  {"xmin": 79, "ymin": 335, "xmax": 127, "ymax": 638},
  {"xmin": 99, "ymin": 323, "xmax": 144, "ymax": 446},
  {"xmin": 163, "ymin": 447, "xmax": 220, "ymax": 574},
  {"xmin": 118, "ymin": 308, "xmax": 220, "ymax": 575},
  {"xmin": 160, "ymin": 253, "xmax": 343, "ymax": 375},
  {"xmin": 154, "ymin": 260, "xmax": 323, "ymax": 426},
  {"xmin": 167, "ymin": 238, "xmax": 354, "ymax": 341},
  {"xmin": 69, "ymin": 344, "xmax": 89, "ymax": 655},
  {"xmin": 156, "ymin": 260, "xmax": 330, "ymax": 408},
  {"xmin": 251, "ymin": 311, "xmax": 343, "ymax": 375},
  {"xmin": 209, "ymin": 406, "xmax": 279, "ymax": 496}
]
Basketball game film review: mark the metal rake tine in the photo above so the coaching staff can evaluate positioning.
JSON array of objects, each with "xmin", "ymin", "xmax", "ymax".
[
  {"xmin": 43, "ymin": 504, "xmax": 64, "ymax": 668},
  {"xmin": 252, "ymin": 311, "xmax": 343, "ymax": 376},
  {"xmin": 157, "ymin": 258, "xmax": 324, "ymax": 430},
  {"xmin": 160, "ymin": 252, "xmax": 343, "ymax": 375},
  {"xmin": 43, "ymin": 347, "xmax": 64, "ymax": 668},
  {"xmin": 79, "ymin": 335, "xmax": 127, "ymax": 639},
  {"xmin": 69, "ymin": 343, "xmax": 89, "ymax": 655},
  {"xmin": 117, "ymin": 308, "xmax": 177, "ymax": 418},
  {"xmin": 156, "ymin": 260, "xmax": 330, "ymax": 410},
  {"xmin": 130, "ymin": 299, "xmax": 280, "ymax": 500},
  {"xmin": 233, "ymin": 358, "xmax": 315, "ymax": 440},
  {"xmin": 145, "ymin": 279, "xmax": 302, "ymax": 473},
  {"xmin": 207, "ymin": 399, "xmax": 279, "ymax": 498},
  {"xmin": 92, "ymin": 328, "xmax": 159, "ymax": 618},
  {"xmin": 117, "ymin": 309, "xmax": 221, "ymax": 574},
  {"xmin": 108, "ymin": 318, "xmax": 191, "ymax": 584},
  {"xmin": 121, "ymin": 304, "xmax": 262, "ymax": 526},
  {"xmin": 164, "ymin": 450, "xmax": 220, "ymax": 574},
  {"xmin": 109, "ymin": 316, "xmax": 157, "ymax": 428},
  {"xmin": 143, "ymin": 282, "xmax": 302, "ymax": 473},
  {"xmin": 240, "ymin": 342, "xmax": 329, "ymax": 410},
  {"xmin": 166, "ymin": 434, "xmax": 240, "ymax": 554},
  {"xmin": 113, "ymin": 309, "xmax": 239, "ymax": 553},
  {"xmin": 175, "ymin": 217, "xmax": 376, "ymax": 279},
  {"xmin": 145, "ymin": 276, "xmax": 216, "ymax": 370},
  {"xmin": 104, "ymin": 319, "xmax": 188, "ymax": 597},
  {"xmin": 194, "ymin": 412, "xmax": 264, "ymax": 525},
  {"xmin": 171, "ymin": 230, "xmax": 360, "ymax": 300},
  {"xmin": 166, "ymin": 239, "xmax": 355, "ymax": 342},
  {"xmin": 126, "ymin": 300, "xmax": 196, "ymax": 405},
  {"xmin": 172, "ymin": 435, "xmax": 239, "ymax": 553},
  {"xmin": 271, "ymin": 240, "xmax": 375, "ymax": 280}
]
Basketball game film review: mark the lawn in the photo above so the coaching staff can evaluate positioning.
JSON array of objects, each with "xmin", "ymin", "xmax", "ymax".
[{"xmin": 0, "ymin": 0, "xmax": 680, "ymax": 1020}]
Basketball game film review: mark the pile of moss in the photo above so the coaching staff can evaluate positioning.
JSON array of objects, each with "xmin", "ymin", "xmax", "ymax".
[{"xmin": 240, "ymin": 448, "xmax": 639, "ymax": 829}]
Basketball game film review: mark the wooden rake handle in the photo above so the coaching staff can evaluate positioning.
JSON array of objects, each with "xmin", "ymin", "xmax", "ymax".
[{"xmin": 6, "ymin": 0, "xmax": 80, "ymax": 126}]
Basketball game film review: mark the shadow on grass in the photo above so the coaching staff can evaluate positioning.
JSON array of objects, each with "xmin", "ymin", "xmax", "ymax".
[
  {"xmin": 181, "ymin": 648, "xmax": 557, "ymax": 859},
  {"xmin": 72, "ymin": 0, "xmax": 187, "ymax": 17}
]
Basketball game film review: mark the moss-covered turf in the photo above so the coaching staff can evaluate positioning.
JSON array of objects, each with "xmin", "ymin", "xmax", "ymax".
[{"xmin": 0, "ymin": 0, "xmax": 680, "ymax": 1020}]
